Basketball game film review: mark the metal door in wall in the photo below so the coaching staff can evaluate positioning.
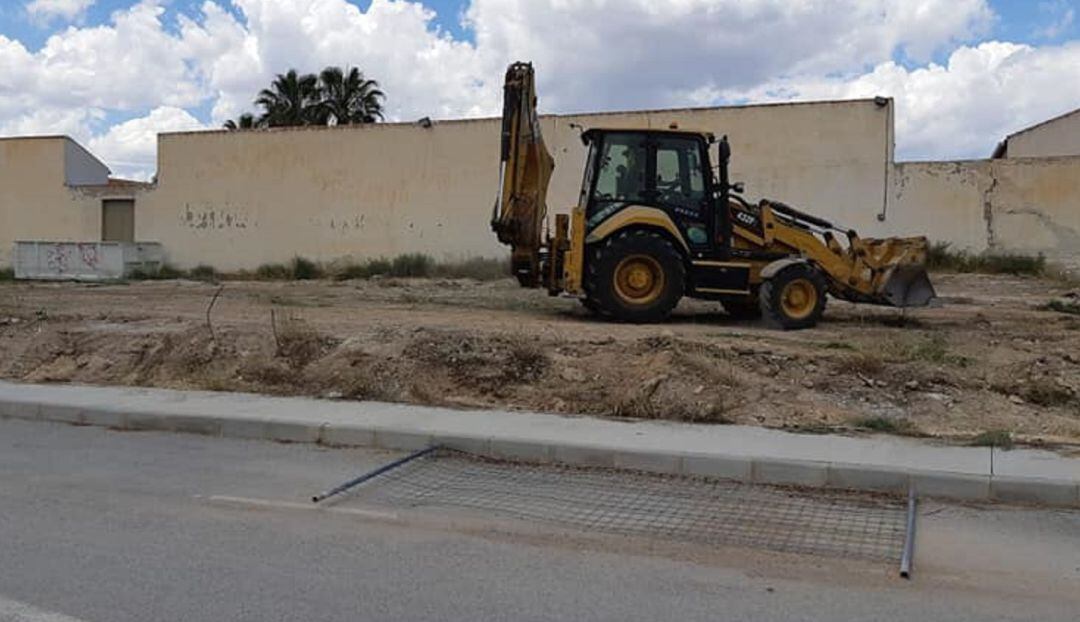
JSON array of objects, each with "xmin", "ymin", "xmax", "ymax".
[{"xmin": 101, "ymin": 199, "xmax": 135, "ymax": 242}]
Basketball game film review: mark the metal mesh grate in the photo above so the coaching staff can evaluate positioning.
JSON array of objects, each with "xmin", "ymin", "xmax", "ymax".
[{"xmin": 346, "ymin": 450, "xmax": 907, "ymax": 562}]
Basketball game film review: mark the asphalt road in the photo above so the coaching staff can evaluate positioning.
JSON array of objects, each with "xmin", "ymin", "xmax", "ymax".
[{"xmin": 1, "ymin": 418, "xmax": 1078, "ymax": 622}]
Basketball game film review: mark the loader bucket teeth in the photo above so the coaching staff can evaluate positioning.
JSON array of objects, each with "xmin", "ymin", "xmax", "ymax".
[{"xmin": 880, "ymin": 264, "xmax": 936, "ymax": 307}]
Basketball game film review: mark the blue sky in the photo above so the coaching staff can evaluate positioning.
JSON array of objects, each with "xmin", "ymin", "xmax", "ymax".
[
  {"xmin": 1, "ymin": 1, "xmax": 473, "ymax": 48},
  {"xmin": 1, "ymin": 0, "xmax": 1078, "ymax": 177},
  {"xmin": 2, "ymin": 1, "xmax": 1072, "ymax": 52},
  {"xmin": 994, "ymin": 0, "xmax": 1078, "ymax": 42}
]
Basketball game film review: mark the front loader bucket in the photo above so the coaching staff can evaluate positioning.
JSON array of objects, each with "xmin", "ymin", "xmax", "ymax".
[{"xmin": 879, "ymin": 264, "xmax": 936, "ymax": 307}]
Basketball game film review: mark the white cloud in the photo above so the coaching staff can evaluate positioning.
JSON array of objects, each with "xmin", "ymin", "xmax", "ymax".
[
  {"xmin": 26, "ymin": 0, "xmax": 95, "ymax": 24},
  {"xmin": 200, "ymin": 0, "xmax": 491, "ymax": 123},
  {"xmin": 2, "ymin": 0, "xmax": 1078, "ymax": 172},
  {"xmin": 189, "ymin": 0, "xmax": 998, "ymax": 123},
  {"xmin": 0, "ymin": 105, "xmax": 102, "ymax": 142},
  {"xmin": 31, "ymin": 1, "xmax": 205, "ymax": 111},
  {"xmin": 721, "ymin": 41, "xmax": 1080, "ymax": 159},
  {"xmin": 87, "ymin": 106, "xmax": 207, "ymax": 179},
  {"xmin": 464, "ymin": 0, "xmax": 993, "ymax": 112}
]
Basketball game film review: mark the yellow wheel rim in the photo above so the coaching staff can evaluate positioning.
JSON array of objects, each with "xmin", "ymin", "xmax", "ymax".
[
  {"xmin": 613, "ymin": 255, "xmax": 665, "ymax": 305},
  {"xmin": 780, "ymin": 279, "xmax": 818, "ymax": 320}
]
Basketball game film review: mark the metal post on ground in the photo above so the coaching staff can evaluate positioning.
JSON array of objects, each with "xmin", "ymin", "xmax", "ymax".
[
  {"xmin": 899, "ymin": 485, "xmax": 918, "ymax": 579},
  {"xmin": 312, "ymin": 445, "xmax": 441, "ymax": 504}
]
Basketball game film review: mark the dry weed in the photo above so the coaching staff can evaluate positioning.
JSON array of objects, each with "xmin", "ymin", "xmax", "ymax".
[{"xmin": 273, "ymin": 315, "xmax": 337, "ymax": 367}]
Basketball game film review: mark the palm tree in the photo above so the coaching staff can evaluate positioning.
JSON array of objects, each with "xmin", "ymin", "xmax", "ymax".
[
  {"xmin": 315, "ymin": 66, "xmax": 385, "ymax": 125},
  {"xmin": 255, "ymin": 69, "xmax": 319, "ymax": 127},
  {"xmin": 223, "ymin": 113, "xmax": 258, "ymax": 130}
]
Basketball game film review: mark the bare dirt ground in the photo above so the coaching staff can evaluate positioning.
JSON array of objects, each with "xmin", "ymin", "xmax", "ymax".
[{"xmin": 2, "ymin": 273, "xmax": 1079, "ymax": 448}]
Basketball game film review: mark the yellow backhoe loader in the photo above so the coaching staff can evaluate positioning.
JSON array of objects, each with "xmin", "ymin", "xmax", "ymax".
[{"xmin": 492, "ymin": 62, "xmax": 935, "ymax": 329}]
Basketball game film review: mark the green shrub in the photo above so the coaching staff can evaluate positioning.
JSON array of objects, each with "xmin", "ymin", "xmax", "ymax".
[
  {"xmin": 189, "ymin": 264, "xmax": 218, "ymax": 281},
  {"xmin": 884, "ymin": 334, "xmax": 969, "ymax": 367},
  {"xmin": 158, "ymin": 264, "xmax": 185, "ymax": 279},
  {"xmin": 389, "ymin": 253, "xmax": 434, "ymax": 277},
  {"xmin": 433, "ymin": 257, "xmax": 511, "ymax": 280},
  {"xmin": 0, "ymin": 267, "xmax": 14, "ymax": 281},
  {"xmin": 255, "ymin": 263, "xmax": 291, "ymax": 280},
  {"xmin": 366, "ymin": 257, "xmax": 393, "ymax": 276},
  {"xmin": 970, "ymin": 429, "xmax": 1014, "ymax": 449},
  {"xmin": 926, "ymin": 242, "xmax": 1045, "ymax": 276},
  {"xmin": 334, "ymin": 263, "xmax": 372, "ymax": 281},
  {"xmin": 852, "ymin": 416, "xmax": 920, "ymax": 436},
  {"xmin": 979, "ymin": 253, "xmax": 1045, "ymax": 276},
  {"xmin": 908, "ymin": 335, "xmax": 949, "ymax": 363},
  {"xmin": 290, "ymin": 256, "xmax": 323, "ymax": 280},
  {"xmin": 130, "ymin": 263, "xmax": 185, "ymax": 280},
  {"xmin": 333, "ymin": 256, "xmax": 509, "ymax": 281},
  {"xmin": 925, "ymin": 241, "xmax": 957, "ymax": 270}
]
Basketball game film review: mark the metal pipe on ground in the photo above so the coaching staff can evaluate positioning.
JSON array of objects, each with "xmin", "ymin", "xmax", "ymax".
[
  {"xmin": 900, "ymin": 486, "xmax": 918, "ymax": 579},
  {"xmin": 312, "ymin": 445, "xmax": 441, "ymax": 504}
]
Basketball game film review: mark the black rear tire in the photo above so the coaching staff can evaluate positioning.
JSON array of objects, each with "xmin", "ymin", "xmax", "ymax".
[
  {"xmin": 760, "ymin": 263, "xmax": 827, "ymax": 330},
  {"xmin": 585, "ymin": 230, "xmax": 686, "ymax": 323}
]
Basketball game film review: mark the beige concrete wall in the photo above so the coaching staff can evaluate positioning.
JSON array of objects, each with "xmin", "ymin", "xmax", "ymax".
[
  {"xmin": 6, "ymin": 103, "xmax": 1077, "ymax": 275},
  {"xmin": 1007, "ymin": 110, "xmax": 1080, "ymax": 158},
  {"xmin": 890, "ymin": 156, "xmax": 1080, "ymax": 268},
  {"xmin": 139, "ymin": 99, "xmax": 893, "ymax": 270},
  {"xmin": 985, "ymin": 156, "xmax": 1080, "ymax": 268},
  {"xmin": 0, "ymin": 137, "xmax": 102, "ymax": 267},
  {"xmin": 888, "ymin": 161, "xmax": 990, "ymax": 251}
]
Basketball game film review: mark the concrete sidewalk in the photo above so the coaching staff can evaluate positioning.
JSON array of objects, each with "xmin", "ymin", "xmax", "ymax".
[{"xmin": 1, "ymin": 380, "xmax": 1077, "ymax": 507}]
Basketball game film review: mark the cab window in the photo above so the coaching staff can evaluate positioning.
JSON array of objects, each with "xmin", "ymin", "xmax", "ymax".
[
  {"xmin": 592, "ymin": 133, "xmax": 648, "ymax": 203},
  {"xmin": 655, "ymin": 136, "xmax": 706, "ymax": 210},
  {"xmin": 579, "ymin": 141, "xmax": 598, "ymax": 207}
]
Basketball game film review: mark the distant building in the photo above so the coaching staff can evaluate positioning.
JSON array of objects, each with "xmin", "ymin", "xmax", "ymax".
[{"xmin": 993, "ymin": 107, "xmax": 1080, "ymax": 159}]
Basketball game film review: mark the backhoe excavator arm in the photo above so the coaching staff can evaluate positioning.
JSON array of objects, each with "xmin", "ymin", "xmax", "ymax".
[{"xmin": 491, "ymin": 62, "xmax": 556, "ymax": 287}]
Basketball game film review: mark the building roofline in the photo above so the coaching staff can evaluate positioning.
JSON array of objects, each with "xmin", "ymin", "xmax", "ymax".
[
  {"xmin": 62, "ymin": 136, "xmax": 111, "ymax": 174},
  {"xmin": 159, "ymin": 97, "xmax": 887, "ymax": 139},
  {"xmin": 1004, "ymin": 106, "xmax": 1080, "ymax": 141},
  {"xmin": 0, "ymin": 134, "xmax": 110, "ymax": 173},
  {"xmin": 555, "ymin": 97, "xmax": 886, "ymax": 119},
  {"xmin": 898, "ymin": 152, "xmax": 1080, "ymax": 166},
  {"xmin": 0, "ymin": 134, "xmax": 70, "ymax": 142}
]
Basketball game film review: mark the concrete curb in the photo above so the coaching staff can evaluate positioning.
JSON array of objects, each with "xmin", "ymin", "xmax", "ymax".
[{"xmin": 2, "ymin": 392, "xmax": 1078, "ymax": 508}]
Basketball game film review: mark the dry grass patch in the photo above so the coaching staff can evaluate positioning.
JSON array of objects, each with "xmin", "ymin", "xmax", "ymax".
[
  {"xmin": 927, "ymin": 242, "xmax": 1046, "ymax": 276},
  {"xmin": 832, "ymin": 351, "xmax": 886, "ymax": 376},
  {"xmin": 851, "ymin": 415, "xmax": 922, "ymax": 436},
  {"xmin": 272, "ymin": 315, "xmax": 338, "ymax": 367}
]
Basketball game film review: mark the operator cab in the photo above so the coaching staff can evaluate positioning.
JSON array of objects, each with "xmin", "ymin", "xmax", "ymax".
[{"xmin": 578, "ymin": 128, "xmax": 733, "ymax": 259}]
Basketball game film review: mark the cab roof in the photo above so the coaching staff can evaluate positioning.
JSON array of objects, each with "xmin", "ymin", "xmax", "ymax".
[{"xmin": 581, "ymin": 127, "xmax": 716, "ymax": 144}]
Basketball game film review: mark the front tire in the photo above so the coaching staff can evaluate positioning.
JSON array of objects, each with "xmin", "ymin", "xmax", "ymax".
[
  {"xmin": 585, "ymin": 230, "xmax": 686, "ymax": 323},
  {"xmin": 760, "ymin": 263, "xmax": 827, "ymax": 329}
]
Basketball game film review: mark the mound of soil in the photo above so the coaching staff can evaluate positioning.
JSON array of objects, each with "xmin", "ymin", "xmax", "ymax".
[{"xmin": 2, "ymin": 274, "xmax": 1078, "ymax": 447}]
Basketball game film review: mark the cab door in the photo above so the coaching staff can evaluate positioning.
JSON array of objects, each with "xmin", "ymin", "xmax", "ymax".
[
  {"xmin": 653, "ymin": 135, "xmax": 749, "ymax": 294},
  {"xmin": 651, "ymin": 135, "xmax": 716, "ymax": 255}
]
